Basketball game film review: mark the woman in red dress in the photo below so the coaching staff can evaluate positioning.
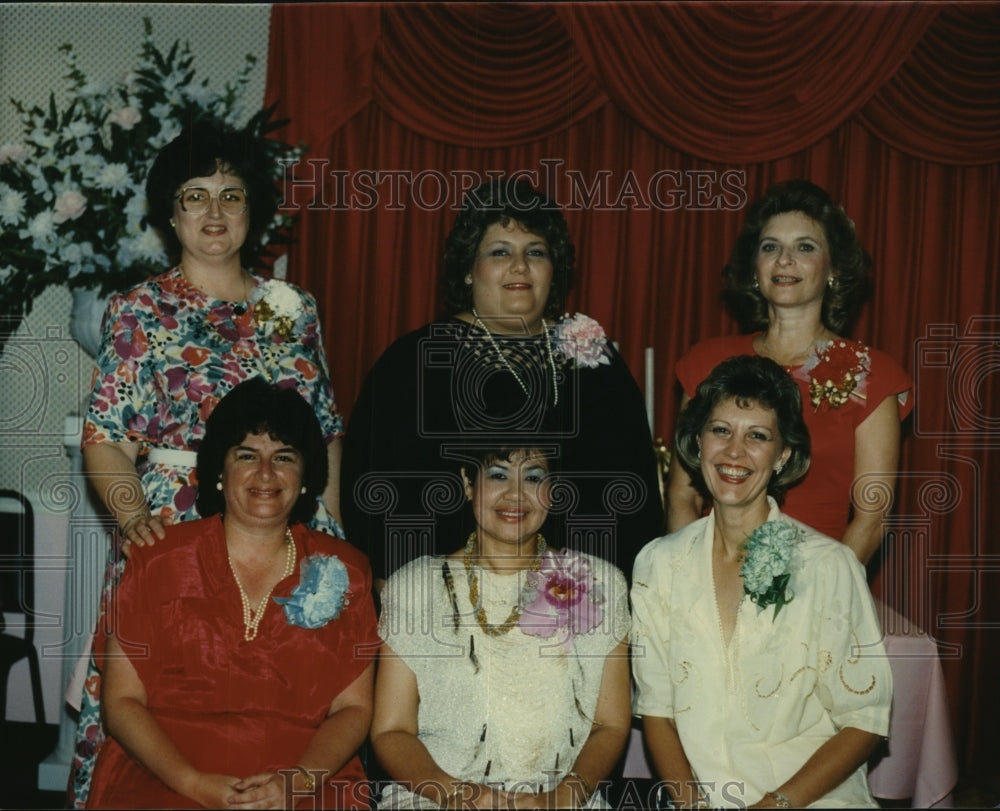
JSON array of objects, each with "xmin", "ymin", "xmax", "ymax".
[
  {"xmin": 667, "ymin": 180, "xmax": 913, "ymax": 566},
  {"xmin": 86, "ymin": 377, "xmax": 378, "ymax": 809}
]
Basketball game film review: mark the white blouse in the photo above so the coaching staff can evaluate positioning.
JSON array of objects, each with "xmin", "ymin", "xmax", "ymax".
[{"xmin": 631, "ymin": 499, "xmax": 892, "ymax": 808}]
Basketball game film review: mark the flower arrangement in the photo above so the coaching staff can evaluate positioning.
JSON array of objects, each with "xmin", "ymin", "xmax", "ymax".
[
  {"xmin": 552, "ymin": 312, "xmax": 612, "ymax": 369},
  {"xmin": 252, "ymin": 279, "xmax": 305, "ymax": 342},
  {"xmin": 275, "ymin": 553, "xmax": 352, "ymax": 629},
  {"xmin": 800, "ymin": 339, "xmax": 870, "ymax": 413},
  {"xmin": 520, "ymin": 549, "xmax": 604, "ymax": 649},
  {"xmin": 0, "ymin": 17, "xmax": 304, "ymax": 334},
  {"xmin": 740, "ymin": 520, "xmax": 800, "ymax": 621}
]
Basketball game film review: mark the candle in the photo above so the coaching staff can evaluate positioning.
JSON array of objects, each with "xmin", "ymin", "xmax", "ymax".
[{"xmin": 645, "ymin": 346, "xmax": 654, "ymax": 431}]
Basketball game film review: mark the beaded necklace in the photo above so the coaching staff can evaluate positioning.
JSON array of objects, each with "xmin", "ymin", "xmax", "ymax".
[
  {"xmin": 462, "ymin": 530, "xmax": 547, "ymax": 637},
  {"xmin": 229, "ymin": 527, "xmax": 296, "ymax": 642},
  {"xmin": 471, "ymin": 308, "xmax": 559, "ymax": 407}
]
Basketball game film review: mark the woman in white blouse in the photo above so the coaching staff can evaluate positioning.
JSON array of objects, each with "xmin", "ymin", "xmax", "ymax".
[
  {"xmin": 371, "ymin": 447, "xmax": 631, "ymax": 809},
  {"xmin": 631, "ymin": 355, "xmax": 891, "ymax": 809}
]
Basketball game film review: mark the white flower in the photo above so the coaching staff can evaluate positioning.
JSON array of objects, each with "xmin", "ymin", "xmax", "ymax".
[
  {"xmin": 265, "ymin": 281, "xmax": 300, "ymax": 318},
  {"xmin": 28, "ymin": 129, "xmax": 57, "ymax": 150},
  {"xmin": 76, "ymin": 80, "xmax": 108, "ymax": 99},
  {"xmin": 66, "ymin": 120, "xmax": 94, "ymax": 140},
  {"xmin": 94, "ymin": 162, "xmax": 131, "ymax": 194},
  {"xmin": 129, "ymin": 226, "xmax": 168, "ymax": 263},
  {"xmin": 253, "ymin": 280, "xmax": 305, "ymax": 341},
  {"xmin": 24, "ymin": 210, "xmax": 57, "ymax": 244},
  {"xmin": 0, "ymin": 187, "xmax": 27, "ymax": 225},
  {"xmin": 59, "ymin": 240, "xmax": 92, "ymax": 265},
  {"xmin": 185, "ymin": 83, "xmax": 215, "ymax": 106}
]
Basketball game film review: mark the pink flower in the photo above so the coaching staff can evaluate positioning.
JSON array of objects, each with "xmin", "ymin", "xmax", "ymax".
[
  {"xmin": 521, "ymin": 549, "xmax": 604, "ymax": 648},
  {"xmin": 52, "ymin": 190, "xmax": 87, "ymax": 223},
  {"xmin": 553, "ymin": 313, "xmax": 612, "ymax": 369},
  {"xmin": 0, "ymin": 143, "xmax": 30, "ymax": 165},
  {"xmin": 108, "ymin": 106, "xmax": 142, "ymax": 130}
]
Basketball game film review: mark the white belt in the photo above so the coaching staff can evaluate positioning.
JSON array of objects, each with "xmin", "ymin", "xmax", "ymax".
[{"xmin": 147, "ymin": 448, "xmax": 198, "ymax": 467}]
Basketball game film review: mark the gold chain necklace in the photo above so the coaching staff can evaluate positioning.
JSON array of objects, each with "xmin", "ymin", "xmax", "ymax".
[
  {"xmin": 463, "ymin": 530, "xmax": 547, "ymax": 637},
  {"xmin": 471, "ymin": 308, "xmax": 559, "ymax": 407},
  {"xmin": 229, "ymin": 528, "xmax": 296, "ymax": 642}
]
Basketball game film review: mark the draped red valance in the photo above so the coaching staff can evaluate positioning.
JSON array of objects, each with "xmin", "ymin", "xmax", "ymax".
[{"xmin": 269, "ymin": 3, "xmax": 999, "ymax": 164}]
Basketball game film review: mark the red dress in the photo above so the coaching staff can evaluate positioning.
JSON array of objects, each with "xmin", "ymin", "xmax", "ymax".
[
  {"xmin": 86, "ymin": 516, "xmax": 378, "ymax": 809},
  {"xmin": 675, "ymin": 334, "xmax": 913, "ymax": 539}
]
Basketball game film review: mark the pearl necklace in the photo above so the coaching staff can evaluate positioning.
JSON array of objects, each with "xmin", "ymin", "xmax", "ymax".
[
  {"xmin": 471, "ymin": 308, "xmax": 559, "ymax": 407},
  {"xmin": 229, "ymin": 528, "xmax": 296, "ymax": 642},
  {"xmin": 463, "ymin": 531, "xmax": 547, "ymax": 637}
]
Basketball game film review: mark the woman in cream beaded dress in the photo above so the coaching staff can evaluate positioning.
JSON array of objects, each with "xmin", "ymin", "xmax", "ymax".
[{"xmin": 371, "ymin": 447, "xmax": 631, "ymax": 809}]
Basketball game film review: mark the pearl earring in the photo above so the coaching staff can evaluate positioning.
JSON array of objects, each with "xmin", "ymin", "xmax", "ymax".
[
  {"xmin": 300, "ymin": 486, "xmax": 307, "ymax": 494},
  {"xmin": 169, "ymin": 218, "xmax": 176, "ymax": 228},
  {"xmin": 465, "ymin": 274, "xmax": 472, "ymax": 285},
  {"xmin": 828, "ymin": 276, "xmax": 836, "ymax": 288},
  {"xmin": 216, "ymin": 480, "xmax": 223, "ymax": 491},
  {"xmin": 774, "ymin": 462, "xmax": 785, "ymax": 474}
]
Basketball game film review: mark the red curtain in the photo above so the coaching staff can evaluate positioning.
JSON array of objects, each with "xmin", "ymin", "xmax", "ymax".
[{"xmin": 265, "ymin": 2, "xmax": 1000, "ymax": 776}]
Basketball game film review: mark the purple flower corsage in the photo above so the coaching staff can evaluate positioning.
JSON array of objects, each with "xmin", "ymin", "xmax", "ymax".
[{"xmin": 520, "ymin": 549, "xmax": 604, "ymax": 649}]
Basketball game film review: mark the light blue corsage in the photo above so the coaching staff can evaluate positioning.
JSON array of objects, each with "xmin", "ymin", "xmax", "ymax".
[{"xmin": 274, "ymin": 553, "xmax": 351, "ymax": 629}]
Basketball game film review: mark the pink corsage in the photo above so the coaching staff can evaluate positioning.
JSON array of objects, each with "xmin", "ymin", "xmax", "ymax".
[
  {"xmin": 552, "ymin": 313, "xmax": 612, "ymax": 369},
  {"xmin": 800, "ymin": 339, "xmax": 870, "ymax": 413},
  {"xmin": 520, "ymin": 549, "xmax": 604, "ymax": 650}
]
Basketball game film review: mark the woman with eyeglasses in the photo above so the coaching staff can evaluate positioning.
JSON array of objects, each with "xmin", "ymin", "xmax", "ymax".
[{"xmin": 69, "ymin": 119, "xmax": 344, "ymax": 807}]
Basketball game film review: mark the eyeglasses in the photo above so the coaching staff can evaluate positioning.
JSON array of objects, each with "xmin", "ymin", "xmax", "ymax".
[{"xmin": 174, "ymin": 186, "xmax": 248, "ymax": 215}]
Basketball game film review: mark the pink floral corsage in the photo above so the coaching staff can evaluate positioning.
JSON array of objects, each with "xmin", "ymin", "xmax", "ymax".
[
  {"xmin": 520, "ymin": 549, "xmax": 604, "ymax": 650},
  {"xmin": 552, "ymin": 313, "xmax": 612, "ymax": 369}
]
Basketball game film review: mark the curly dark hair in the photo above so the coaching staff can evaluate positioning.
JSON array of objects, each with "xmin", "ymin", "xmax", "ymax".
[
  {"xmin": 721, "ymin": 179, "xmax": 872, "ymax": 334},
  {"xmin": 195, "ymin": 377, "xmax": 328, "ymax": 524},
  {"xmin": 441, "ymin": 178, "xmax": 575, "ymax": 319},
  {"xmin": 146, "ymin": 119, "xmax": 279, "ymax": 268},
  {"xmin": 674, "ymin": 355, "xmax": 810, "ymax": 502}
]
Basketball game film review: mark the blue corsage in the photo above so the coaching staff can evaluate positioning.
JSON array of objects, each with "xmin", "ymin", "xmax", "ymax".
[{"xmin": 274, "ymin": 553, "xmax": 351, "ymax": 629}]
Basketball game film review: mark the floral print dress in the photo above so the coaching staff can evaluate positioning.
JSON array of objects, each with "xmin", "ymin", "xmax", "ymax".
[{"xmin": 70, "ymin": 267, "xmax": 343, "ymax": 807}]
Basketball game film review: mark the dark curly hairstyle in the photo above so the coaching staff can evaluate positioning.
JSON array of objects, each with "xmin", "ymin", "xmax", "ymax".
[
  {"xmin": 146, "ymin": 119, "xmax": 279, "ymax": 268},
  {"xmin": 674, "ymin": 355, "xmax": 810, "ymax": 502},
  {"xmin": 721, "ymin": 179, "xmax": 872, "ymax": 334},
  {"xmin": 441, "ymin": 178, "xmax": 574, "ymax": 319},
  {"xmin": 195, "ymin": 377, "xmax": 328, "ymax": 524}
]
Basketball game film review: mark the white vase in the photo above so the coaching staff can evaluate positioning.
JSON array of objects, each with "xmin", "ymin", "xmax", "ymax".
[{"xmin": 69, "ymin": 287, "xmax": 112, "ymax": 359}]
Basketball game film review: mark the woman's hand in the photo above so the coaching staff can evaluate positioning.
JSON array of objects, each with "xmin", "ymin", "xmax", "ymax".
[
  {"xmin": 183, "ymin": 772, "xmax": 243, "ymax": 808},
  {"xmin": 509, "ymin": 783, "xmax": 586, "ymax": 809},
  {"xmin": 443, "ymin": 782, "xmax": 511, "ymax": 809},
  {"xmin": 227, "ymin": 771, "xmax": 288, "ymax": 809},
  {"xmin": 120, "ymin": 512, "xmax": 170, "ymax": 557}
]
